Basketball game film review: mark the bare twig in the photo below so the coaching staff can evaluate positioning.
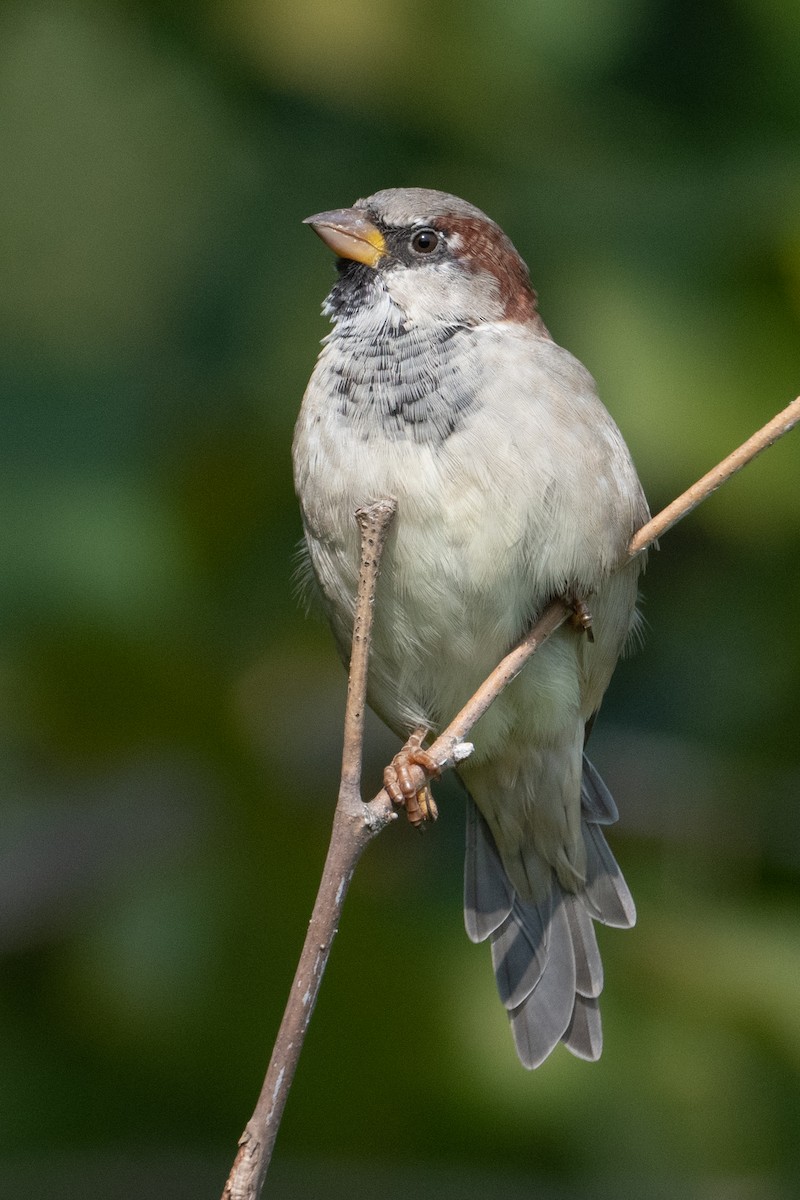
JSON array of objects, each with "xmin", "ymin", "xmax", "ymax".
[
  {"xmin": 222, "ymin": 499, "xmax": 397, "ymax": 1200},
  {"xmin": 628, "ymin": 396, "xmax": 800, "ymax": 555},
  {"xmin": 221, "ymin": 397, "xmax": 799, "ymax": 1199}
]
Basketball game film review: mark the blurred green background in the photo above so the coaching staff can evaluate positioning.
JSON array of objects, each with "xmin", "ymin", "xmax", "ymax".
[{"xmin": 1, "ymin": 1, "xmax": 799, "ymax": 1196}]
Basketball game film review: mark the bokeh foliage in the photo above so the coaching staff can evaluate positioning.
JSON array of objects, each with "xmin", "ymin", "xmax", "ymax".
[{"xmin": 1, "ymin": 1, "xmax": 798, "ymax": 1196}]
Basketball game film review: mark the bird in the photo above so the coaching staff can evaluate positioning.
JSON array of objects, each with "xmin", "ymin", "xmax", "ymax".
[{"xmin": 293, "ymin": 187, "xmax": 649, "ymax": 1068}]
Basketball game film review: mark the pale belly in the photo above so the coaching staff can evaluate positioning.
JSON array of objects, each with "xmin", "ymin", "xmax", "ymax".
[
  {"xmin": 295, "ymin": 364, "xmax": 640, "ymax": 768},
  {"xmin": 300, "ymin": 448, "xmax": 608, "ymax": 768}
]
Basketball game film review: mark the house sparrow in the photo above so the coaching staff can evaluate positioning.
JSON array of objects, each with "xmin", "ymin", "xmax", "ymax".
[{"xmin": 293, "ymin": 188, "xmax": 648, "ymax": 1068}]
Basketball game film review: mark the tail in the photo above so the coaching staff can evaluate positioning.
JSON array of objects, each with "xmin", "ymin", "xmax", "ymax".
[{"xmin": 463, "ymin": 755, "xmax": 635, "ymax": 1068}]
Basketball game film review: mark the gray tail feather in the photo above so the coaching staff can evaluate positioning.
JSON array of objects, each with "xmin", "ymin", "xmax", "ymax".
[{"xmin": 463, "ymin": 753, "xmax": 635, "ymax": 1069}]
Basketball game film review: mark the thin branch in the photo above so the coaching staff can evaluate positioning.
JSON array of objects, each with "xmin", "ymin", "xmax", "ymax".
[
  {"xmin": 628, "ymin": 396, "xmax": 800, "ymax": 556},
  {"xmin": 221, "ymin": 396, "xmax": 799, "ymax": 1199},
  {"xmin": 340, "ymin": 499, "xmax": 399, "ymax": 802},
  {"xmin": 222, "ymin": 500, "xmax": 397, "ymax": 1200}
]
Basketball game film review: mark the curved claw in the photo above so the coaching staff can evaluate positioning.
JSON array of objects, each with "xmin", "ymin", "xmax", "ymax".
[
  {"xmin": 384, "ymin": 729, "xmax": 440, "ymax": 828},
  {"xmin": 568, "ymin": 595, "xmax": 595, "ymax": 643}
]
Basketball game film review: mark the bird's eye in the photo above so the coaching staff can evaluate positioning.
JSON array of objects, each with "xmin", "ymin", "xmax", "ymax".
[{"xmin": 410, "ymin": 229, "xmax": 439, "ymax": 255}]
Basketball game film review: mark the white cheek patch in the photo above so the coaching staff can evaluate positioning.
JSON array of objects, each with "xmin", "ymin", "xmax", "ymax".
[
  {"xmin": 385, "ymin": 260, "xmax": 503, "ymax": 328},
  {"xmin": 386, "ymin": 260, "xmax": 458, "ymax": 325}
]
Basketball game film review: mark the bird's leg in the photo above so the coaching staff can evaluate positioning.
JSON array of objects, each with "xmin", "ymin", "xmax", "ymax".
[
  {"xmin": 384, "ymin": 727, "xmax": 440, "ymax": 828},
  {"xmin": 567, "ymin": 594, "xmax": 595, "ymax": 643}
]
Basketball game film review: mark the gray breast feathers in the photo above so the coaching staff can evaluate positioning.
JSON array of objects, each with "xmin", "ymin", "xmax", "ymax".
[{"xmin": 320, "ymin": 322, "xmax": 482, "ymax": 444}]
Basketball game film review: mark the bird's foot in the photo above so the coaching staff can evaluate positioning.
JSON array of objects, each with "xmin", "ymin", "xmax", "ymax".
[
  {"xmin": 384, "ymin": 727, "xmax": 440, "ymax": 828},
  {"xmin": 567, "ymin": 595, "xmax": 595, "ymax": 643}
]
